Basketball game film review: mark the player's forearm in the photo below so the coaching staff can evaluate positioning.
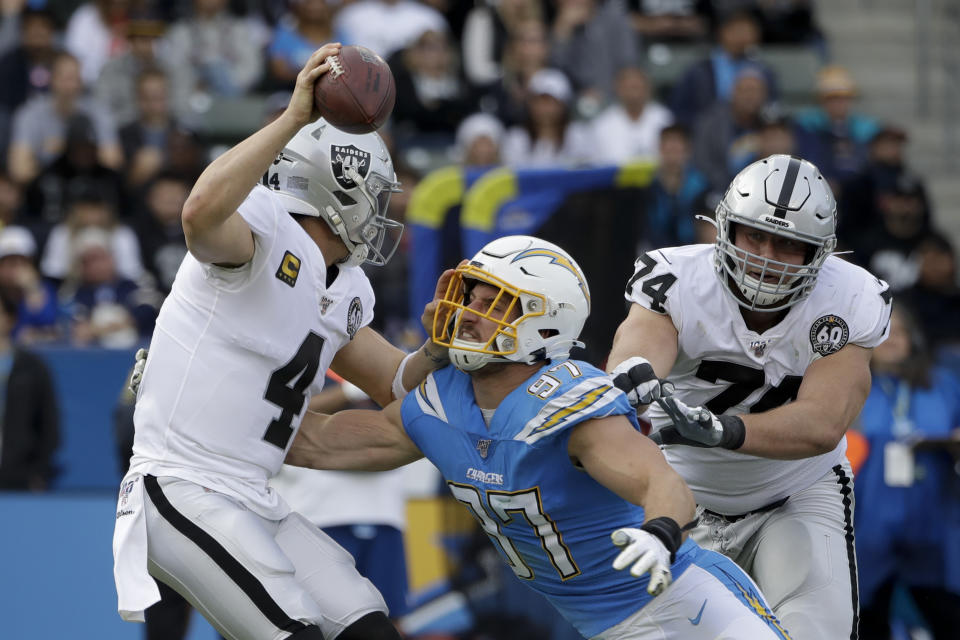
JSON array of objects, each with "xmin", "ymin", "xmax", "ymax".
[
  {"xmin": 399, "ymin": 340, "xmax": 450, "ymax": 395},
  {"xmin": 289, "ymin": 407, "xmax": 422, "ymax": 471},
  {"xmin": 606, "ymin": 309, "xmax": 677, "ymax": 378},
  {"xmin": 640, "ymin": 470, "xmax": 696, "ymax": 530},
  {"xmin": 739, "ymin": 399, "xmax": 857, "ymax": 459},
  {"xmin": 182, "ymin": 112, "xmax": 302, "ymax": 235}
]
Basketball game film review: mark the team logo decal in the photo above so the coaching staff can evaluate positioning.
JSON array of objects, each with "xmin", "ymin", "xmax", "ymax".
[
  {"xmin": 476, "ymin": 438, "xmax": 492, "ymax": 459},
  {"xmin": 276, "ymin": 251, "xmax": 301, "ymax": 287},
  {"xmin": 346, "ymin": 296, "xmax": 363, "ymax": 339},
  {"xmin": 511, "ymin": 248, "xmax": 590, "ymax": 307},
  {"xmin": 809, "ymin": 315, "xmax": 849, "ymax": 356},
  {"xmin": 331, "ymin": 144, "xmax": 370, "ymax": 190}
]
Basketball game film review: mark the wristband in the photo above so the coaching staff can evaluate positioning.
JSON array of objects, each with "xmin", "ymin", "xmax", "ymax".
[
  {"xmin": 640, "ymin": 516, "xmax": 682, "ymax": 563},
  {"xmin": 340, "ymin": 380, "xmax": 368, "ymax": 403},
  {"xmin": 718, "ymin": 415, "xmax": 746, "ymax": 450},
  {"xmin": 391, "ymin": 351, "xmax": 416, "ymax": 400}
]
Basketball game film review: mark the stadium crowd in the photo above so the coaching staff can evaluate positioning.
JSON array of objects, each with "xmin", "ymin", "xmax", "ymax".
[{"xmin": 0, "ymin": 1, "xmax": 958, "ymax": 639}]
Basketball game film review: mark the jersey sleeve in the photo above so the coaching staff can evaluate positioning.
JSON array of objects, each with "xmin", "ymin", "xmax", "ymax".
[
  {"xmin": 848, "ymin": 274, "xmax": 893, "ymax": 348},
  {"xmin": 513, "ymin": 376, "xmax": 638, "ymax": 445},
  {"xmin": 236, "ymin": 185, "xmax": 283, "ymax": 240},
  {"xmin": 624, "ymin": 249, "xmax": 682, "ymax": 324},
  {"xmin": 201, "ymin": 187, "xmax": 283, "ymax": 288},
  {"xmin": 353, "ymin": 271, "xmax": 376, "ymax": 332}
]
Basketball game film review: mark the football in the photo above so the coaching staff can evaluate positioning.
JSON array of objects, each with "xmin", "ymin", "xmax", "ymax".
[{"xmin": 313, "ymin": 45, "xmax": 396, "ymax": 134}]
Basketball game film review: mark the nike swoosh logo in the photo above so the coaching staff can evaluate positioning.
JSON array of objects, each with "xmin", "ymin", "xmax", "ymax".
[{"xmin": 688, "ymin": 600, "xmax": 707, "ymax": 625}]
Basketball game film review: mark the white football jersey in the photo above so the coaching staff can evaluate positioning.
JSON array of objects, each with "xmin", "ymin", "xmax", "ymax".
[
  {"xmin": 129, "ymin": 185, "xmax": 375, "ymax": 519},
  {"xmin": 625, "ymin": 244, "xmax": 891, "ymax": 514}
]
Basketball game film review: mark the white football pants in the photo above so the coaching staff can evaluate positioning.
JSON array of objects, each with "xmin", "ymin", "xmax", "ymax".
[
  {"xmin": 142, "ymin": 475, "xmax": 387, "ymax": 640},
  {"xmin": 691, "ymin": 461, "xmax": 859, "ymax": 640}
]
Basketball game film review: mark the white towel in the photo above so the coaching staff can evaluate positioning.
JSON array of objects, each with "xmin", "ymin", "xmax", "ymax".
[{"xmin": 112, "ymin": 473, "xmax": 161, "ymax": 622}]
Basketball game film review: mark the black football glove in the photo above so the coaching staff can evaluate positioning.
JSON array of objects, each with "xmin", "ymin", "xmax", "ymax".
[
  {"xmin": 651, "ymin": 396, "xmax": 745, "ymax": 450},
  {"xmin": 610, "ymin": 356, "xmax": 675, "ymax": 407}
]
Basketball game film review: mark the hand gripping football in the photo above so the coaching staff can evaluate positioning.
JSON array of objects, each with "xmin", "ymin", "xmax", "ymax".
[{"xmin": 313, "ymin": 45, "xmax": 396, "ymax": 134}]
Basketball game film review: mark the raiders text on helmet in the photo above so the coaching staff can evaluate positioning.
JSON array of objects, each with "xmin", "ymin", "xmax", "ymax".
[
  {"xmin": 432, "ymin": 236, "xmax": 591, "ymax": 372},
  {"xmin": 714, "ymin": 154, "xmax": 837, "ymax": 311},
  {"xmin": 262, "ymin": 119, "xmax": 402, "ymax": 267}
]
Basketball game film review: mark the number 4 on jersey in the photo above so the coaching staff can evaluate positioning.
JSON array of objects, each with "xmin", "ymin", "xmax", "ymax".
[
  {"xmin": 626, "ymin": 253, "xmax": 676, "ymax": 314},
  {"xmin": 262, "ymin": 332, "xmax": 324, "ymax": 449}
]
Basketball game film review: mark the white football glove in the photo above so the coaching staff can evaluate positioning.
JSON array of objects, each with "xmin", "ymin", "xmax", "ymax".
[
  {"xmin": 128, "ymin": 348, "xmax": 148, "ymax": 395},
  {"xmin": 651, "ymin": 396, "xmax": 745, "ymax": 450},
  {"xmin": 611, "ymin": 527, "xmax": 673, "ymax": 596},
  {"xmin": 610, "ymin": 356, "xmax": 674, "ymax": 407}
]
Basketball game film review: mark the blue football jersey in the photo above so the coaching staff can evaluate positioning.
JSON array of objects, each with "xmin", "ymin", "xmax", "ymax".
[{"xmin": 401, "ymin": 359, "xmax": 700, "ymax": 637}]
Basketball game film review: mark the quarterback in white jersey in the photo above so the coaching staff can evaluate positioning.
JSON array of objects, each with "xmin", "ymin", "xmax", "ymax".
[
  {"xmin": 608, "ymin": 155, "xmax": 892, "ymax": 640},
  {"xmin": 112, "ymin": 44, "xmax": 451, "ymax": 640}
]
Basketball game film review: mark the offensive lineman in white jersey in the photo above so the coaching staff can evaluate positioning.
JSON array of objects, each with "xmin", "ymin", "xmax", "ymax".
[
  {"xmin": 607, "ymin": 155, "xmax": 892, "ymax": 640},
  {"xmin": 112, "ymin": 44, "xmax": 451, "ymax": 640}
]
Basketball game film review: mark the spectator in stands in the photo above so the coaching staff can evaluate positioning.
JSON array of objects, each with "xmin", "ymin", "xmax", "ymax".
[
  {"xmin": 39, "ymin": 189, "xmax": 143, "ymax": 284},
  {"xmin": 0, "ymin": 0, "xmax": 27, "ymax": 56},
  {"xmin": 95, "ymin": 14, "xmax": 169, "ymax": 127},
  {"xmin": 728, "ymin": 109, "xmax": 797, "ymax": 171},
  {"xmin": 756, "ymin": 111, "xmax": 796, "ymax": 157},
  {"xmin": 335, "ymin": 0, "xmax": 447, "ymax": 60},
  {"xmin": 60, "ymin": 227, "xmax": 158, "ymax": 347},
  {"xmin": 900, "ymin": 233, "xmax": 960, "ymax": 355},
  {"xmin": 8, "ymin": 51, "xmax": 123, "ymax": 185},
  {"xmin": 691, "ymin": 66, "xmax": 771, "ymax": 196},
  {"xmin": 163, "ymin": 0, "xmax": 265, "ymax": 118},
  {"xmin": 669, "ymin": 8, "xmax": 777, "ymax": 126},
  {"xmin": 0, "ymin": 170, "xmax": 24, "ymax": 226},
  {"xmin": 267, "ymin": 0, "xmax": 338, "ymax": 90},
  {"xmin": 752, "ymin": 0, "xmax": 825, "ymax": 53},
  {"xmin": 794, "ymin": 64, "xmax": 879, "ymax": 190},
  {"xmin": 24, "ymin": 113, "xmax": 127, "ymax": 225},
  {"xmin": 626, "ymin": 0, "xmax": 709, "ymax": 44},
  {"xmin": 118, "ymin": 68, "xmax": 196, "ymax": 190},
  {"xmin": 500, "ymin": 68, "xmax": 592, "ymax": 167},
  {"xmin": 455, "ymin": 112, "xmax": 504, "ymax": 167},
  {"xmin": 839, "ymin": 124, "xmax": 927, "ymax": 248},
  {"xmin": 855, "ymin": 172, "xmax": 933, "ymax": 292},
  {"xmin": 64, "ymin": 0, "xmax": 133, "ymax": 86},
  {"xmin": 590, "ymin": 65, "xmax": 674, "ymax": 164},
  {"xmin": 0, "ymin": 8, "xmax": 58, "ymax": 113},
  {"xmin": 854, "ymin": 303, "xmax": 960, "ymax": 639},
  {"xmin": 0, "ymin": 293, "xmax": 59, "ymax": 490},
  {"xmin": 132, "ymin": 172, "xmax": 188, "ymax": 294},
  {"xmin": 548, "ymin": 0, "xmax": 639, "ymax": 112},
  {"xmin": 476, "ymin": 18, "xmax": 550, "ymax": 127},
  {"xmin": 639, "ymin": 124, "xmax": 708, "ymax": 250},
  {"xmin": 0, "ymin": 225, "xmax": 60, "ymax": 344},
  {"xmin": 390, "ymin": 26, "xmax": 475, "ymax": 148},
  {"xmin": 461, "ymin": 0, "xmax": 544, "ymax": 87}
]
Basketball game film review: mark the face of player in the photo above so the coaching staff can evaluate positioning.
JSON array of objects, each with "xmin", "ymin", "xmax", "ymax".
[
  {"xmin": 458, "ymin": 282, "xmax": 521, "ymax": 345},
  {"xmin": 732, "ymin": 224, "xmax": 810, "ymax": 283}
]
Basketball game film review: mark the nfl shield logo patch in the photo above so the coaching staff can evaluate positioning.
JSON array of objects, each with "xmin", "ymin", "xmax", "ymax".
[{"xmin": 476, "ymin": 439, "xmax": 492, "ymax": 459}]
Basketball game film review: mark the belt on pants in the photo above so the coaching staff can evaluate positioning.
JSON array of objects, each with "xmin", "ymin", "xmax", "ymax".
[{"xmin": 702, "ymin": 496, "xmax": 789, "ymax": 523}]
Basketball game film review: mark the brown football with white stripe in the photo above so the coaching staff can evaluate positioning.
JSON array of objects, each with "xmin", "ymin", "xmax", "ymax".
[{"xmin": 313, "ymin": 45, "xmax": 396, "ymax": 134}]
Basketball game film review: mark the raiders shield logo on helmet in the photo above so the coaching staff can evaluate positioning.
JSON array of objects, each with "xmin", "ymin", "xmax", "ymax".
[{"xmin": 331, "ymin": 144, "xmax": 370, "ymax": 190}]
